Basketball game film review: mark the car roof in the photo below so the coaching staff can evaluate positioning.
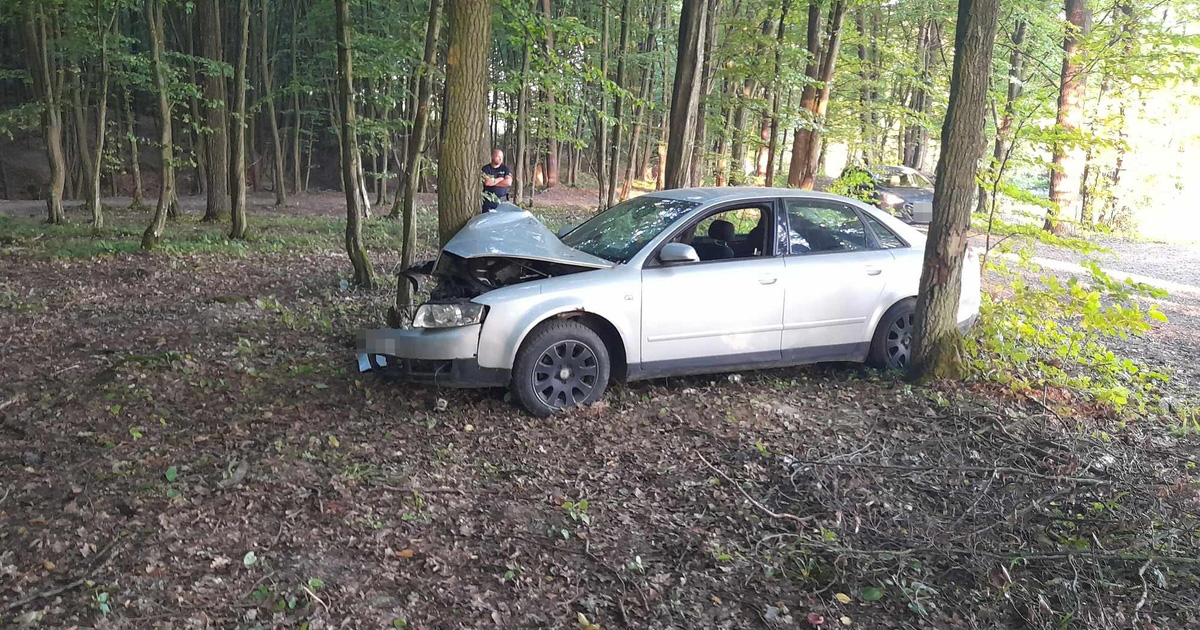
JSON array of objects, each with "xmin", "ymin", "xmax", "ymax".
[{"xmin": 645, "ymin": 187, "xmax": 860, "ymax": 205}]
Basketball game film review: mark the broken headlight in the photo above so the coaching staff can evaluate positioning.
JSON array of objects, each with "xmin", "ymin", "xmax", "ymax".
[{"xmin": 412, "ymin": 302, "xmax": 487, "ymax": 329}]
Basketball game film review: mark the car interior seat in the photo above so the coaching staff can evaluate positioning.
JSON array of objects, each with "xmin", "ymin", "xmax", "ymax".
[{"xmin": 692, "ymin": 220, "xmax": 736, "ymax": 261}]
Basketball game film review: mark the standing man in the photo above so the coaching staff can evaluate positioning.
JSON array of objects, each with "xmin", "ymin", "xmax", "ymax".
[{"xmin": 481, "ymin": 149, "xmax": 513, "ymax": 212}]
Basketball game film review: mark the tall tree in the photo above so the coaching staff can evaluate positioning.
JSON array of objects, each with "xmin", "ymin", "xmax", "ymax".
[
  {"xmin": 1045, "ymin": 0, "xmax": 1091, "ymax": 233},
  {"xmin": 540, "ymin": 0, "xmax": 559, "ymax": 188},
  {"xmin": 335, "ymin": 0, "xmax": 375, "ymax": 287},
  {"xmin": 663, "ymin": 0, "xmax": 707, "ymax": 189},
  {"xmin": 908, "ymin": 0, "xmax": 999, "ymax": 381},
  {"xmin": 121, "ymin": 87, "xmax": 144, "ymax": 209},
  {"xmin": 199, "ymin": 0, "xmax": 230, "ymax": 222},
  {"xmin": 260, "ymin": 0, "xmax": 286, "ymax": 207},
  {"xmin": 764, "ymin": 0, "xmax": 792, "ymax": 187},
  {"xmin": 976, "ymin": 18, "xmax": 1027, "ymax": 217},
  {"xmin": 141, "ymin": 0, "xmax": 177, "ymax": 248},
  {"xmin": 787, "ymin": 0, "xmax": 846, "ymax": 189},
  {"xmin": 605, "ymin": 0, "xmax": 631, "ymax": 209},
  {"xmin": 439, "ymin": 0, "xmax": 492, "ymax": 245},
  {"xmin": 229, "ymin": 0, "xmax": 251, "ymax": 239},
  {"xmin": 514, "ymin": 30, "xmax": 531, "ymax": 204},
  {"xmin": 23, "ymin": 3, "xmax": 67, "ymax": 224},
  {"xmin": 596, "ymin": 2, "xmax": 609, "ymax": 208},
  {"xmin": 389, "ymin": 0, "xmax": 443, "ymax": 328}
]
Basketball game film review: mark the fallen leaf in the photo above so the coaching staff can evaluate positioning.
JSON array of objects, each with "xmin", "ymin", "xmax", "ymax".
[
  {"xmin": 840, "ymin": 616, "xmax": 852, "ymax": 626},
  {"xmin": 42, "ymin": 560, "xmax": 55, "ymax": 571},
  {"xmin": 396, "ymin": 548, "xmax": 414, "ymax": 558},
  {"xmin": 834, "ymin": 593, "xmax": 851, "ymax": 604},
  {"xmin": 13, "ymin": 610, "xmax": 44, "ymax": 624},
  {"xmin": 243, "ymin": 551, "xmax": 257, "ymax": 567},
  {"xmin": 807, "ymin": 612, "xmax": 826, "ymax": 626},
  {"xmin": 211, "ymin": 556, "xmax": 232, "ymax": 569}
]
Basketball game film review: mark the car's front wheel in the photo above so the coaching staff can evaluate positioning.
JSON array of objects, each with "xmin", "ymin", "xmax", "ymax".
[
  {"xmin": 511, "ymin": 320, "xmax": 611, "ymax": 416},
  {"xmin": 867, "ymin": 298, "xmax": 916, "ymax": 370}
]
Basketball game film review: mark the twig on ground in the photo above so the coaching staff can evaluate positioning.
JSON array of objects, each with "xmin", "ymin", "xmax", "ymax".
[
  {"xmin": 1135, "ymin": 560, "xmax": 1152, "ymax": 613},
  {"xmin": 696, "ymin": 451, "xmax": 814, "ymax": 526},
  {"xmin": 301, "ymin": 585, "xmax": 329, "ymax": 614},
  {"xmin": 790, "ymin": 459, "xmax": 1112, "ymax": 485},
  {"xmin": 790, "ymin": 540, "xmax": 1200, "ymax": 566},
  {"xmin": 2, "ymin": 538, "xmax": 123, "ymax": 614},
  {"xmin": 0, "ymin": 394, "xmax": 21, "ymax": 414}
]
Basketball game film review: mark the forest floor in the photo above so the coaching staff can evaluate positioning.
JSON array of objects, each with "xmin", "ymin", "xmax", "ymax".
[{"xmin": 1, "ymin": 193, "xmax": 1198, "ymax": 629}]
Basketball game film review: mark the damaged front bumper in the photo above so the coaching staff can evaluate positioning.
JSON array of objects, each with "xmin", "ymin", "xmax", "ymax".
[{"xmin": 356, "ymin": 325, "xmax": 509, "ymax": 388}]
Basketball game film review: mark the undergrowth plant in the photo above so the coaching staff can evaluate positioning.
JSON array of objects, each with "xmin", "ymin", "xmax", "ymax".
[{"xmin": 966, "ymin": 214, "xmax": 1169, "ymax": 414}]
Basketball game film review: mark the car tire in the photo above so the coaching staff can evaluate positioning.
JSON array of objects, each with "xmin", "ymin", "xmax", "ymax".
[
  {"xmin": 867, "ymin": 297, "xmax": 917, "ymax": 371},
  {"xmin": 511, "ymin": 319, "xmax": 611, "ymax": 416}
]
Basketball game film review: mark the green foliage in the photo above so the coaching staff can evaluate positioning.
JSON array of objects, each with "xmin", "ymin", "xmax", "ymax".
[
  {"xmin": 964, "ymin": 235, "xmax": 1169, "ymax": 414},
  {"xmin": 829, "ymin": 168, "xmax": 875, "ymax": 203}
]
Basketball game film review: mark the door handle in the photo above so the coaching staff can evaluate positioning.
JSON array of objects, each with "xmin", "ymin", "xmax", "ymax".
[
  {"xmin": 758, "ymin": 274, "xmax": 778, "ymax": 285},
  {"xmin": 865, "ymin": 267, "xmax": 883, "ymax": 276}
]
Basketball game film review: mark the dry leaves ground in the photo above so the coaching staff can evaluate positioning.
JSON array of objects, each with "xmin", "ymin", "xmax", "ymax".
[{"xmin": 1, "ymin": 195, "xmax": 1198, "ymax": 629}]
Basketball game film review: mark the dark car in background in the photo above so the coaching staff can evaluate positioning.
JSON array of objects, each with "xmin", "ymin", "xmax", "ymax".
[{"xmin": 839, "ymin": 165, "xmax": 935, "ymax": 224}]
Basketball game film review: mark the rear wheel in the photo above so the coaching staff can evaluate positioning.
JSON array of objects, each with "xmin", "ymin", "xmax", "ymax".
[
  {"xmin": 868, "ymin": 298, "xmax": 916, "ymax": 370},
  {"xmin": 511, "ymin": 320, "xmax": 611, "ymax": 416}
]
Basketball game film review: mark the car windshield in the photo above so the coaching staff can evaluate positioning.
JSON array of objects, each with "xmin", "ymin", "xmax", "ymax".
[
  {"xmin": 561, "ymin": 196, "xmax": 699, "ymax": 263},
  {"xmin": 875, "ymin": 169, "xmax": 931, "ymax": 188}
]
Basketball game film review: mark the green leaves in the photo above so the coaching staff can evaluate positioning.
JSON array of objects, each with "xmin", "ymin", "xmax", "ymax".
[{"xmin": 164, "ymin": 466, "xmax": 178, "ymax": 482}]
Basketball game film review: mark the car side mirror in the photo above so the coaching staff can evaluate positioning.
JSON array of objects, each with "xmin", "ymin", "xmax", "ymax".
[
  {"xmin": 556, "ymin": 223, "xmax": 577, "ymax": 239},
  {"xmin": 658, "ymin": 242, "xmax": 700, "ymax": 265}
]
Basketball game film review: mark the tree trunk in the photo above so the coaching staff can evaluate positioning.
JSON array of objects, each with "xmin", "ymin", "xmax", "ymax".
[
  {"xmin": 976, "ymin": 18, "xmax": 1025, "ymax": 217},
  {"xmin": 788, "ymin": 0, "xmax": 846, "ymax": 189},
  {"xmin": 663, "ymin": 0, "xmax": 707, "ymax": 189},
  {"xmin": 1045, "ymin": 0, "xmax": 1090, "ymax": 233},
  {"xmin": 605, "ymin": 0, "xmax": 632, "ymax": 208},
  {"xmin": 541, "ymin": 0, "xmax": 559, "ymax": 188},
  {"xmin": 71, "ymin": 75, "xmax": 100, "ymax": 227},
  {"xmin": 142, "ymin": 0, "xmax": 178, "ymax": 248},
  {"xmin": 514, "ymin": 35, "xmax": 530, "ymax": 204},
  {"xmin": 688, "ymin": 0, "xmax": 718, "ymax": 187},
  {"xmin": 335, "ymin": 0, "xmax": 375, "ymax": 288},
  {"xmin": 260, "ymin": 0, "xmax": 286, "ymax": 207},
  {"xmin": 764, "ymin": 0, "xmax": 792, "ymax": 186},
  {"xmin": 908, "ymin": 0, "xmax": 999, "ymax": 382},
  {"xmin": 199, "ymin": 0, "xmax": 230, "ymax": 222},
  {"xmin": 229, "ymin": 0, "xmax": 250, "ymax": 239},
  {"xmin": 122, "ymin": 87, "xmax": 145, "ymax": 209},
  {"xmin": 596, "ymin": 2, "xmax": 609, "ymax": 208},
  {"xmin": 902, "ymin": 19, "xmax": 937, "ymax": 171},
  {"xmin": 290, "ymin": 2, "xmax": 303, "ymax": 194},
  {"xmin": 439, "ymin": 0, "xmax": 492, "ymax": 245},
  {"xmin": 25, "ymin": 7, "xmax": 67, "ymax": 224},
  {"xmin": 395, "ymin": 0, "xmax": 441, "ymax": 281}
]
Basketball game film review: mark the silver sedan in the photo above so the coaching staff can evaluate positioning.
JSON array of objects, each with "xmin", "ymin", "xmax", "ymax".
[{"xmin": 359, "ymin": 188, "xmax": 981, "ymax": 415}]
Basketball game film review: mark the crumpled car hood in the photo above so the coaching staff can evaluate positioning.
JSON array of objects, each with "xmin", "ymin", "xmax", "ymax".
[{"xmin": 441, "ymin": 203, "xmax": 613, "ymax": 271}]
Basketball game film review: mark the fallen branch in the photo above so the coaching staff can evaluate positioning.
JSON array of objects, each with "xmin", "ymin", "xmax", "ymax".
[
  {"xmin": 787, "ymin": 540, "xmax": 1200, "ymax": 566},
  {"xmin": 789, "ymin": 459, "xmax": 1112, "ymax": 485},
  {"xmin": 3, "ymin": 538, "xmax": 123, "ymax": 614},
  {"xmin": 697, "ymin": 451, "xmax": 814, "ymax": 526}
]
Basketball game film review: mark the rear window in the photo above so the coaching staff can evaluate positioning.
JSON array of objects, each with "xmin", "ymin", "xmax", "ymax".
[{"xmin": 861, "ymin": 212, "xmax": 907, "ymax": 249}]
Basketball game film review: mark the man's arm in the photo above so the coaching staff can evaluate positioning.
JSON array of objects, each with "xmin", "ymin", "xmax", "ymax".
[{"xmin": 501, "ymin": 174, "xmax": 513, "ymax": 187}]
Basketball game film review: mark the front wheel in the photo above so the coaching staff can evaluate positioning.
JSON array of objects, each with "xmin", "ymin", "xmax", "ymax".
[
  {"xmin": 867, "ymin": 298, "xmax": 916, "ymax": 370},
  {"xmin": 511, "ymin": 320, "xmax": 611, "ymax": 416}
]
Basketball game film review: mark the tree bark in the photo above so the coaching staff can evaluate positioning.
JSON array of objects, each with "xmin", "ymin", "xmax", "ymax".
[
  {"xmin": 787, "ymin": 0, "xmax": 846, "ymax": 189},
  {"xmin": 513, "ymin": 37, "xmax": 531, "ymax": 204},
  {"xmin": 229, "ymin": 0, "xmax": 250, "ymax": 239},
  {"xmin": 902, "ymin": 19, "xmax": 937, "ymax": 171},
  {"xmin": 290, "ymin": 2, "xmax": 303, "ymax": 194},
  {"xmin": 688, "ymin": 0, "xmax": 718, "ymax": 187},
  {"xmin": 260, "ymin": 0, "xmax": 286, "ymax": 207},
  {"xmin": 605, "ymin": 0, "xmax": 631, "ymax": 208},
  {"xmin": 71, "ymin": 75, "xmax": 100, "ymax": 227},
  {"xmin": 122, "ymin": 87, "xmax": 145, "ymax": 209},
  {"xmin": 596, "ymin": 2, "xmax": 609, "ymax": 208},
  {"xmin": 908, "ymin": 0, "xmax": 999, "ymax": 382},
  {"xmin": 764, "ymin": 0, "xmax": 792, "ymax": 186},
  {"xmin": 1045, "ymin": 0, "xmax": 1090, "ymax": 233},
  {"xmin": 396, "ymin": 0, "xmax": 441, "ymax": 275},
  {"xmin": 663, "ymin": 0, "xmax": 707, "ymax": 189},
  {"xmin": 199, "ymin": 0, "xmax": 230, "ymax": 222},
  {"xmin": 24, "ymin": 6, "xmax": 67, "ymax": 224},
  {"xmin": 142, "ymin": 0, "xmax": 178, "ymax": 248},
  {"xmin": 335, "ymin": 0, "xmax": 375, "ymax": 287},
  {"xmin": 439, "ymin": 0, "xmax": 492, "ymax": 245},
  {"xmin": 541, "ymin": 0, "xmax": 559, "ymax": 188},
  {"xmin": 976, "ymin": 18, "xmax": 1025, "ymax": 217}
]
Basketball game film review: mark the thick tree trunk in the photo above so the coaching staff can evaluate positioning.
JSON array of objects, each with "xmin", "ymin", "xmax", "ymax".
[
  {"xmin": 606, "ymin": 0, "xmax": 631, "ymax": 208},
  {"xmin": 142, "ymin": 0, "xmax": 177, "ymax": 248},
  {"xmin": 25, "ymin": 7, "xmax": 67, "ymax": 224},
  {"xmin": 1046, "ymin": 0, "xmax": 1090, "ymax": 233},
  {"xmin": 260, "ymin": 0, "xmax": 286, "ymax": 207},
  {"xmin": 541, "ymin": 0, "xmax": 559, "ymax": 188},
  {"xmin": 335, "ymin": 0, "xmax": 375, "ymax": 288},
  {"xmin": 229, "ymin": 0, "xmax": 250, "ymax": 239},
  {"xmin": 688, "ymin": 0, "xmax": 718, "ymax": 187},
  {"xmin": 439, "ymin": 0, "xmax": 492, "ymax": 245},
  {"xmin": 663, "ymin": 0, "xmax": 707, "ymax": 189},
  {"xmin": 199, "ymin": 0, "xmax": 230, "ymax": 222},
  {"xmin": 908, "ymin": 0, "xmax": 999, "ymax": 382},
  {"xmin": 764, "ymin": 0, "xmax": 792, "ymax": 186}
]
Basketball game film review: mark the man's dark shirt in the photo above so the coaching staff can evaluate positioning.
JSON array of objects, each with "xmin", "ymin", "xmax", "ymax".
[{"xmin": 482, "ymin": 163, "xmax": 511, "ymax": 201}]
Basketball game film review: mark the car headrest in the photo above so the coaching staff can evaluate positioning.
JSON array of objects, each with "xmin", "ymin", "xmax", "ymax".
[{"xmin": 708, "ymin": 219, "xmax": 735, "ymax": 242}]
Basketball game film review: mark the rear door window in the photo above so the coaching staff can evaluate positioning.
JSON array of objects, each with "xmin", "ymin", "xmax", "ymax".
[
  {"xmin": 785, "ymin": 200, "xmax": 872, "ymax": 254},
  {"xmin": 860, "ymin": 212, "xmax": 907, "ymax": 249}
]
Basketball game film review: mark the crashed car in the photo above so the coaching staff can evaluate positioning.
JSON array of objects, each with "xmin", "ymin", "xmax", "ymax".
[{"xmin": 359, "ymin": 188, "xmax": 981, "ymax": 416}]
